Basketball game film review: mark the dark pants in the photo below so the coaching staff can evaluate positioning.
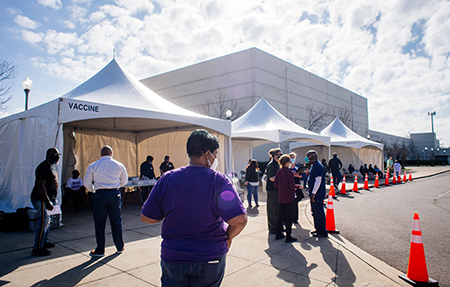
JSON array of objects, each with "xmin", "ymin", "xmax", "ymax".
[
  {"xmin": 65, "ymin": 186, "xmax": 86, "ymax": 210},
  {"xmin": 161, "ymin": 254, "xmax": 226, "ymax": 287},
  {"xmin": 276, "ymin": 201, "xmax": 296, "ymax": 237},
  {"xmin": 31, "ymin": 199, "xmax": 50, "ymax": 249},
  {"xmin": 311, "ymin": 196, "xmax": 327, "ymax": 235},
  {"xmin": 267, "ymin": 189, "xmax": 279, "ymax": 233},
  {"xmin": 331, "ymin": 170, "xmax": 342, "ymax": 186},
  {"xmin": 93, "ymin": 189, "xmax": 124, "ymax": 254}
]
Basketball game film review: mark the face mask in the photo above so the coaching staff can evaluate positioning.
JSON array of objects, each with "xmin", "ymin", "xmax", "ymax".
[
  {"xmin": 290, "ymin": 159, "xmax": 295, "ymax": 163},
  {"xmin": 208, "ymin": 152, "xmax": 219, "ymax": 171},
  {"xmin": 304, "ymin": 157, "xmax": 309, "ymax": 163}
]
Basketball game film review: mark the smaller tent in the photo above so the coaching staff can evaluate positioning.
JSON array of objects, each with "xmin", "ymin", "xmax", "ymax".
[
  {"xmin": 231, "ymin": 98, "xmax": 330, "ymax": 172},
  {"xmin": 290, "ymin": 118, "xmax": 384, "ymax": 171}
]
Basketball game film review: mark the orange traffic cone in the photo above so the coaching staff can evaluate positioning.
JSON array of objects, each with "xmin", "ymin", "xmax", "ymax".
[
  {"xmin": 325, "ymin": 194, "xmax": 339, "ymax": 234},
  {"xmin": 398, "ymin": 174, "xmax": 402, "ymax": 183},
  {"xmin": 385, "ymin": 171, "xmax": 389, "ymax": 186},
  {"xmin": 374, "ymin": 173, "xmax": 379, "ymax": 188},
  {"xmin": 403, "ymin": 171, "xmax": 407, "ymax": 182},
  {"xmin": 409, "ymin": 170, "xmax": 413, "ymax": 181},
  {"xmin": 392, "ymin": 173, "xmax": 397, "ymax": 184},
  {"xmin": 340, "ymin": 175, "xmax": 347, "ymax": 194},
  {"xmin": 329, "ymin": 175, "xmax": 336, "ymax": 197},
  {"xmin": 399, "ymin": 213, "xmax": 438, "ymax": 286},
  {"xmin": 363, "ymin": 173, "xmax": 369, "ymax": 190},
  {"xmin": 352, "ymin": 174, "xmax": 359, "ymax": 192}
]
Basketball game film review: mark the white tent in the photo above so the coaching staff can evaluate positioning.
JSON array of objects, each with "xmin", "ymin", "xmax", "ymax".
[
  {"xmin": 231, "ymin": 98, "xmax": 330, "ymax": 173},
  {"xmin": 0, "ymin": 59, "xmax": 231, "ymax": 213},
  {"xmin": 290, "ymin": 118, "xmax": 384, "ymax": 172}
]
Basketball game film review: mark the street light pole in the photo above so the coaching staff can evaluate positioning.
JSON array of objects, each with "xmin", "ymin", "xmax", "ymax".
[
  {"xmin": 428, "ymin": 111, "xmax": 436, "ymax": 133},
  {"xmin": 21, "ymin": 77, "xmax": 33, "ymax": 111}
]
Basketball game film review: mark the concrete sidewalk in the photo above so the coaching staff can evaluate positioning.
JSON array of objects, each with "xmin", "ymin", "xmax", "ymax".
[{"xmin": 1, "ymin": 166, "xmax": 448, "ymax": 286}]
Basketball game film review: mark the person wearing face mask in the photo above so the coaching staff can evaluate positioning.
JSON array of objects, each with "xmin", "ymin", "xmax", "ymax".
[
  {"xmin": 306, "ymin": 150, "xmax": 328, "ymax": 238},
  {"xmin": 266, "ymin": 148, "xmax": 282, "ymax": 234},
  {"xmin": 30, "ymin": 148, "xmax": 61, "ymax": 256},
  {"xmin": 141, "ymin": 129, "xmax": 247, "ymax": 287}
]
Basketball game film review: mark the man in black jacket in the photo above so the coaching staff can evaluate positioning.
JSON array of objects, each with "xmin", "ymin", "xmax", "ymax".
[{"xmin": 328, "ymin": 153, "xmax": 342, "ymax": 189}]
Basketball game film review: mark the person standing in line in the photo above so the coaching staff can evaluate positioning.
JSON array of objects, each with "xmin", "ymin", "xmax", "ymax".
[
  {"xmin": 30, "ymin": 148, "xmax": 61, "ymax": 256},
  {"xmin": 394, "ymin": 160, "xmax": 402, "ymax": 178},
  {"xmin": 245, "ymin": 159, "xmax": 260, "ymax": 208},
  {"xmin": 266, "ymin": 148, "xmax": 282, "ymax": 234},
  {"xmin": 274, "ymin": 155, "xmax": 298, "ymax": 243},
  {"xmin": 328, "ymin": 153, "xmax": 343, "ymax": 189},
  {"xmin": 386, "ymin": 157, "xmax": 394, "ymax": 177},
  {"xmin": 84, "ymin": 146, "xmax": 128, "ymax": 257},
  {"xmin": 140, "ymin": 155, "xmax": 156, "ymax": 179},
  {"xmin": 141, "ymin": 129, "xmax": 247, "ymax": 287},
  {"xmin": 159, "ymin": 155, "xmax": 175, "ymax": 175},
  {"xmin": 306, "ymin": 150, "xmax": 328, "ymax": 238}
]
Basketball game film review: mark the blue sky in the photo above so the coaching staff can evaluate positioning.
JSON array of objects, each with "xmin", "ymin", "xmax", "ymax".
[{"xmin": 1, "ymin": 0, "xmax": 449, "ymax": 146}]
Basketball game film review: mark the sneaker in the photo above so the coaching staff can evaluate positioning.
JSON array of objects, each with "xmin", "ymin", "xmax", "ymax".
[
  {"xmin": 32, "ymin": 248, "xmax": 51, "ymax": 256},
  {"xmin": 285, "ymin": 236, "xmax": 298, "ymax": 243},
  {"xmin": 90, "ymin": 250, "xmax": 105, "ymax": 257},
  {"xmin": 43, "ymin": 242, "xmax": 55, "ymax": 249},
  {"xmin": 116, "ymin": 248, "xmax": 125, "ymax": 254}
]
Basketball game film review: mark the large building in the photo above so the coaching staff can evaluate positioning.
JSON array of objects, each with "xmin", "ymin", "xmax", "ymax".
[{"xmin": 141, "ymin": 47, "xmax": 445, "ymax": 164}]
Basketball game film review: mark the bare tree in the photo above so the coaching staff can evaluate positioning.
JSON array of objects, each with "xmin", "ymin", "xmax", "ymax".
[
  {"xmin": 303, "ymin": 103, "xmax": 333, "ymax": 132},
  {"xmin": 198, "ymin": 91, "xmax": 245, "ymax": 120},
  {"xmin": 333, "ymin": 106, "xmax": 353, "ymax": 129},
  {"xmin": 0, "ymin": 59, "xmax": 18, "ymax": 111}
]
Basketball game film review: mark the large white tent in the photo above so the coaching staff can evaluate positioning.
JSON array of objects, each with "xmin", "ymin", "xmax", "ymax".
[
  {"xmin": 231, "ymin": 98, "xmax": 330, "ymax": 172},
  {"xmin": 290, "ymin": 118, "xmax": 384, "ymax": 172},
  {"xmin": 0, "ymin": 59, "xmax": 231, "ymax": 213}
]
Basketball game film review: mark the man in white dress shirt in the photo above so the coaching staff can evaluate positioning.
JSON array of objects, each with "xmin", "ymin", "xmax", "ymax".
[{"xmin": 84, "ymin": 146, "xmax": 128, "ymax": 257}]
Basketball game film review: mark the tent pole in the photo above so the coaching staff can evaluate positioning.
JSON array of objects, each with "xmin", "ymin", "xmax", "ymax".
[{"xmin": 136, "ymin": 132, "xmax": 139, "ymax": 178}]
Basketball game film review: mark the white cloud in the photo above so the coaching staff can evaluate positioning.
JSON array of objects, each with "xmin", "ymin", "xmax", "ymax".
[
  {"xmin": 14, "ymin": 15, "xmax": 39, "ymax": 29},
  {"xmin": 37, "ymin": 0, "xmax": 62, "ymax": 10},
  {"xmin": 14, "ymin": 0, "xmax": 450, "ymax": 145}
]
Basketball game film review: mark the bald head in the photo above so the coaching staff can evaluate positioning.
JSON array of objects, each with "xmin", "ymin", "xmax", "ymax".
[
  {"xmin": 306, "ymin": 150, "xmax": 318, "ymax": 163},
  {"xmin": 101, "ymin": 146, "xmax": 113, "ymax": 156}
]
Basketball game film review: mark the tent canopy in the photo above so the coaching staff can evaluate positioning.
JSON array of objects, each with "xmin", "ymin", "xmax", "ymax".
[
  {"xmin": 231, "ymin": 98, "xmax": 330, "ymax": 173},
  {"xmin": 232, "ymin": 98, "xmax": 330, "ymax": 146},
  {"xmin": 0, "ymin": 59, "xmax": 231, "ymax": 213},
  {"xmin": 290, "ymin": 118, "xmax": 384, "ymax": 172}
]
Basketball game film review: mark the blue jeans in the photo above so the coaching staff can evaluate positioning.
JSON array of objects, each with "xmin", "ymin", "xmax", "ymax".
[
  {"xmin": 32, "ymin": 199, "xmax": 50, "ymax": 249},
  {"xmin": 246, "ymin": 184, "xmax": 258, "ymax": 205},
  {"xmin": 161, "ymin": 253, "xmax": 226, "ymax": 287},
  {"xmin": 93, "ymin": 189, "xmax": 124, "ymax": 254}
]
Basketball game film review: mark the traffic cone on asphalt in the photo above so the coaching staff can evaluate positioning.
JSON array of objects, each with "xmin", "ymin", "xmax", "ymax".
[
  {"xmin": 329, "ymin": 175, "xmax": 336, "ymax": 198},
  {"xmin": 409, "ymin": 170, "xmax": 413, "ymax": 181},
  {"xmin": 392, "ymin": 174, "xmax": 397, "ymax": 184},
  {"xmin": 325, "ymin": 194, "xmax": 339, "ymax": 234},
  {"xmin": 352, "ymin": 174, "xmax": 359, "ymax": 192},
  {"xmin": 374, "ymin": 173, "xmax": 379, "ymax": 188},
  {"xmin": 340, "ymin": 175, "xmax": 347, "ymax": 194},
  {"xmin": 403, "ymin": 171, "xmax": 407, "ymax": 182},
  {"xmin": 398, "ymin": 174, "xmax": 402, "ymax": 183},
  {"xmin": 399, "ymin": 213, "xmax": 438, "ymax": 286},
  {"xmin": 385, "ymin": 171, "xmax": 389, "ymax": 186},
  {"xmin": 363, "ymin": 173, "xmax": 369, "ymax": 190}
]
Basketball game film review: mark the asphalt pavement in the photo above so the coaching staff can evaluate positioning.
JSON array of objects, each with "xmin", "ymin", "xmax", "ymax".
[{"xmin": 332, "ymin": 169, "xmax": 450, "ymax": 287}]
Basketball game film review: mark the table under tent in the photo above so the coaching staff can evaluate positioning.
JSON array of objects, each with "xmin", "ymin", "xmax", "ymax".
[{"xmin": 0, "ymin": 59, "xmax": 231, "ymax": 213}]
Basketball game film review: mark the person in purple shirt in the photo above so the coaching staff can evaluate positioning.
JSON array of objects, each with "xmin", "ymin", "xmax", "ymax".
[
  {"xmin": 274, "ymin": 155, "xmax": 298, "ymax": 243},
  {"xmin": 141, "ymin": 129, "xmax": 248, "ymax": 287}
]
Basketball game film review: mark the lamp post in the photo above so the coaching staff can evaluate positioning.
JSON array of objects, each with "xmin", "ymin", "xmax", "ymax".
[
  {"xmin": 22, "ymin": 77, "xmax": 33, "ymax": 111},
  {"xmin": 428, "ymin": 111, "xmax": 436, "ymax": 133},
  {"xmin": 425, "ymin": 147, "xmax": 428, "ymax": 166},
  {"xmin": 225, "ymin": 109, "xmax": 232, "ymax": 120}
]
